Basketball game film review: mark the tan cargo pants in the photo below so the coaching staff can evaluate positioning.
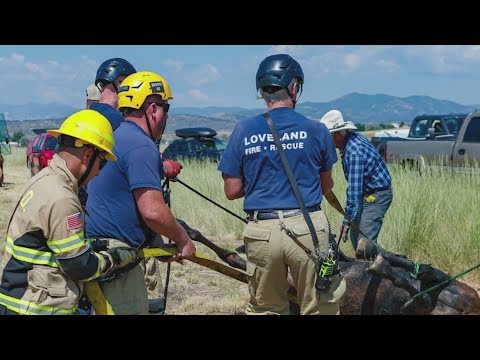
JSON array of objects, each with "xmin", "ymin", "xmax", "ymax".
[
  {"xmin": 144, "ymin": 257, "xmax": 164, "ymax": 300},
  {"xmin": 243, "ymin": 210, "xmax": 346, "ymax": 315},
  {"xmin": 98, "ymin": 239, "xmax": 149, "ymax": 315}
]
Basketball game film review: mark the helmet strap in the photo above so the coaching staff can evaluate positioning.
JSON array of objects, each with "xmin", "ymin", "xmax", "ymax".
[
  {"xmin": 111, "ymin": 81, "xmax": 119, "ymax": 94},
  {"xmin": 78, "ymin": 149, "xmax": 99, "ymax": 186},
  {"xmin": 286, "ymin": 87, "xmax": 296, "ymax": 109},
  {"xmin": 143, "ymin": 109, "xmax": 157, "ymax": 142}
]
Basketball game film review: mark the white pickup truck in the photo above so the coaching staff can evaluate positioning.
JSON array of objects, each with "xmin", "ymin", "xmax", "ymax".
[{"xmin": 385, "ymin": 112, "xmax": 480, "ymax": 169}]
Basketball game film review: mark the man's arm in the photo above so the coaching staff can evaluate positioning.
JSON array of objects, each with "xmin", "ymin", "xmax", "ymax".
[
  {"xmin": 319, "ymin": 169, "xmax": 333, "ymax": 196},
  {"xmin": 223, "ymin": 175, "xmax": 244, "ymax": 200},
  {"xmin": 133, "ymin": 187, "xmax": 195, "ymax": 260},
  {"xmin": 344, "ymin": 154, "xmax": 365, "ymax": 224}
]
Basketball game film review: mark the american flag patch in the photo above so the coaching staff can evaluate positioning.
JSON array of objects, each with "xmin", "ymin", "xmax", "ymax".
[{"xmin": 66, "ymin": 212, "xmax": 83, "ymax": 231}]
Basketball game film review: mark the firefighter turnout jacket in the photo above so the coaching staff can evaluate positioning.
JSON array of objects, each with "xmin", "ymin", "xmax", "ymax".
[{"xmin": 0, "ymin": 154, "xmax": 111, "ymax": 315}]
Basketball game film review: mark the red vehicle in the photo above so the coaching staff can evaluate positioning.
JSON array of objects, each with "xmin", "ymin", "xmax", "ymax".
[
  {"xmin": 29, "ymin": 133, "xmax": 58, "ymax": 176},
  {"xmin": 26, "ymin": 134, "xmax": 42, "ymax": 172}
]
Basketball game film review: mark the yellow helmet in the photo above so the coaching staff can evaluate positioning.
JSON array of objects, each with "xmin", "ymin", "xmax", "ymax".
[
  {"xmin": 118, "ymin": 71, "xmax": 173, "ymax": 111},
  {"xmin": 47, "ymin": 109, "xmax": 117, "ymax": 161}
]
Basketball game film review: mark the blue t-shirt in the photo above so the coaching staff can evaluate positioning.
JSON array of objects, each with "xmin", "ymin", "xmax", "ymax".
[
  {"xmin": 218, "ymin": 107, "xmax": 337, "ymax": 211},
  {"xmin": 90, "ymin": 103, "xmax": 124, "ymax": 131},
  {"xmin": 86, "ymin": 121, "xmax": 164, "ymax": 247}
]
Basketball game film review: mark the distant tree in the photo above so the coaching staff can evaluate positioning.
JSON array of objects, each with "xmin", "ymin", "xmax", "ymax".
[
  {"xmin": 12, "ymin": 131, "xmax": 24, "ymax": 142},
  {"xmin": 399, "ymin": 121, "xmax": 405, "ymax": 128},
  {"xmin": 354, "ymin": 123, "xmax": 365, "ymax": 131},
  {"xmin": 20, "ymin": 137, "xmax": 29, "ymax": 147}
]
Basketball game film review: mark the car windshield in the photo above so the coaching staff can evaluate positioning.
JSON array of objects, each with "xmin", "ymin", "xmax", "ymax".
[
  {"xmin": 45, "ymin": 136, "xmax": 58, "ymax": 150},
  {"xmin": 198, "ymin": 138, "xmax": 226, "ymax": 150},
  {"xmin": 443, "ymin": 117, "xmax": 465, "ymax": 136},
  {"xmin": 213, "ymin": 139, "xmax": 227, "ymax": 150}
]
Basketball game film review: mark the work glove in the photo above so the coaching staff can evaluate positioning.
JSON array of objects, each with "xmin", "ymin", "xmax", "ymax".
[
  {"xmin": 162, "ymin": 160, "xmax": 183, "ymax": 179},
  {"xmin": 107, "ymin": 247, "xmax": 137, "ymax": 269}
]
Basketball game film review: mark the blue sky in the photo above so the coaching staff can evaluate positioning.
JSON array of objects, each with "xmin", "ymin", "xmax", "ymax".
[{"xmin": 1, "ymin": 45, "xmax": 480, "ymax": 109}]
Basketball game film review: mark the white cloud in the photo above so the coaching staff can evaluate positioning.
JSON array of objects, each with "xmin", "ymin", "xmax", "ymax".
[
  {"xmin": 188, "ymin": 88, "xmax": 210, "ymax": 101},
  {"xmin": 185, "ymin": 63, "xmax": 221, "ymax": 86},
  {"xmin": 403, "ymin": 45, "xmax": 480, "ymax": 75},
  {"xmin": 0, "ymin": 53, "xmax": 98, "ymax": 82},
  {"xmin": 163, "ymin": 59, "xmax": 184, "ymax": 71},
  {"xmin": 375, "ymin": 59, "xmax": 399, "ymax": 72},
  {"xmin": 268, "ymin": 45, "xmax": 305, "ymax": 57}
]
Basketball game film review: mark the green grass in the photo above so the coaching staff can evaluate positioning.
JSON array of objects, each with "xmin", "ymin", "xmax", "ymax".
[{"xmin": 167, "ymin": 156, "xmax": 480, "ymax": 286}]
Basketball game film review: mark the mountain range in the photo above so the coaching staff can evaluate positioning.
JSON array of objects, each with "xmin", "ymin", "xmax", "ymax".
[{"xmin": 3, "ymin": 92, "xmax": 480, "ymax": 139}]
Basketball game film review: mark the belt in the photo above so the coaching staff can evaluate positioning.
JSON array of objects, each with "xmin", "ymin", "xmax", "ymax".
[
  {"xmin": 364, "ymin": 185, "xmax": 391, "ymax": 197},
  {"xmin": 247, "ymin": 205, "xmax": 320, "ymax": 221}
]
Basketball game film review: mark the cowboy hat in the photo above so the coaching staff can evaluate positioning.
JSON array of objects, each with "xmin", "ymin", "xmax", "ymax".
[{"xmin": 320, "ymin": 110, "xmax": 357, "ymax": 133}]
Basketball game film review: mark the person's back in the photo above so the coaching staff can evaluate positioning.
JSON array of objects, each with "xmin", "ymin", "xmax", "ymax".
[
  {"xmin": 225, "ymin": 108, "xmax": 335, "ymax": 211},
  {"xmin": 343, "ymin": 131, "xmax": 391, "ymax": 191},
  {"xmin": 219, "ymin": 54, "xmax": 345, "ymax": 315}
]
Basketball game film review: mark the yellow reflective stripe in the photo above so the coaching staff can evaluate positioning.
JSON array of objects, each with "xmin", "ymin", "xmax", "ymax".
[
  {"xmin": 0, "ymin": 292, "xmax": 76, "ymax": 315},
  {"xmin": 48, "ymin": 232, "xmax": 85, "ymax": 253},
  {"xmin": 5, "ymin": 237, "xmax": 58, "ymax": 268},
  {"xmin": 83, "ymin": 253, "xmax": 105, "ymax": 281}
]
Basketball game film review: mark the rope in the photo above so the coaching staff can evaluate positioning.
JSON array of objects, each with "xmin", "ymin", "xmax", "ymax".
[
  {"xmin": 412, "ymin": 261, "xmax": 480, "ymax": 299},
  {"xmin": 174, "ymin": 178, "xmax": 247, "ymax": 224},
  {"xmin": 162, "ymin": 179, "xmax": 172, "ymax": 312}
]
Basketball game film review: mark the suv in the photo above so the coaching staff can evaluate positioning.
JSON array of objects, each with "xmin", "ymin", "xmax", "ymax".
[
  {"xmin": 162, "ymin": 127, "xmax": 227, "ymax": 162},
  {"xmin": 29, "ymin": 133, "xmax": 58, "ymax": 176}
]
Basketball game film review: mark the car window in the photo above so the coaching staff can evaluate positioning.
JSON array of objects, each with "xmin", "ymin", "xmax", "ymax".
[
  {"xmin": 463, "ymin": 117, "xmax": 480, "ymax": 143},
  {"xmin": 45, "ymin": 136, "xmax": 58, "ymax": 150},
  {"xmin": 33, "ymin": 135, "xmax": 42, "ymax": 147},
  {"xmin": 175, "ymin": 141, "xmax": 189, "ymax": 152},
  {"xmin": 38, "ymin": 136, "xmax": 46, "ymax": 150},
  {"xmin": 213, "ymin": 139, "xmax": 227, "ymax": 150},
  {"xmin": 198, "ymin": 139, "xmax": 216, "ymax": 150},
  {"xmin": 444, "ymin": 117, "xmax": 465, "ymax": 135},
  {"xmin": 411, "ymin": 119, "xmax": 429, "ymax": 138}
]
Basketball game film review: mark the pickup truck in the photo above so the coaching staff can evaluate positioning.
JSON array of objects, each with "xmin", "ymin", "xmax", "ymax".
[
  {"xmin": 385, "ymin": 112, "xmax": 480, "ymax": 169},
  {"xmin": 370, "ymin": 113, "xmax": 467, "ymax": 159}
]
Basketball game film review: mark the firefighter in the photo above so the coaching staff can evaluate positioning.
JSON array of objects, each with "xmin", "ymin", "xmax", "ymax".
[
  {"xmin": 85, "ymin": 71, "xmax": 195, "ymax": 315},
  {"xmin": 0, "ymin": 109, "xmax": 137, "ymax": 315}
]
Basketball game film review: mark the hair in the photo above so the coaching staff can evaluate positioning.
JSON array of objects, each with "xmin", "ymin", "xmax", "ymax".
[
  {"xmin": 259, "ymin": 78, "xmax": 300, "ymax": 105},
  {"xmin": 57, "ymin": 135, "xmax": 89, "ymax": 154},
  {"xmin": 260, "ymin": 88, "xmax": 290, "ymax": 104}
]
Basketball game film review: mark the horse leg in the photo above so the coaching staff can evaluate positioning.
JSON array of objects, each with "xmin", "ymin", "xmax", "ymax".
[
  {"xmin": 177, "ymin": 219, "xmax": 247, "ymax": 271},
  {"xmin": 368, "ymin": 254, "xmax": 435, "ymax": 314}
]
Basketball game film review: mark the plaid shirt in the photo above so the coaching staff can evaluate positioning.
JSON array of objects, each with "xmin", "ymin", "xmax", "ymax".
[{"xmin": 341, "ymin": 132, "xmax": 391, "ymax": 225}]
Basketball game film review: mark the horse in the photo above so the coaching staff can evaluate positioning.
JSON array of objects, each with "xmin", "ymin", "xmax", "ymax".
[{"xmin": 178, "ymin": 220, "xmax": 480, "ymax": 315}]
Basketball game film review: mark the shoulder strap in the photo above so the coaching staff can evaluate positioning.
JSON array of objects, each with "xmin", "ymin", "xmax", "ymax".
[{"xmin": 262, "ymin": 112, "xmax": 319, "ymax": 249}]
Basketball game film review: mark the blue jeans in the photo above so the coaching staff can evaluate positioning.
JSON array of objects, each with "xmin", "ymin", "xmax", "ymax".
[{"xmin": 350, "ymin": 188, "xmax": 393, "ymax": 250}]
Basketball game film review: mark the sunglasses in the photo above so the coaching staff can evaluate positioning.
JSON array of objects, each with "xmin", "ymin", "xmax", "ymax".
[
  {"xmin": 98, "ymin": 153, "xmax": 108, "ymax": 170},
  {"xmin": 148, "ymin": 101, "xmax": 170, "ymax": 113}
]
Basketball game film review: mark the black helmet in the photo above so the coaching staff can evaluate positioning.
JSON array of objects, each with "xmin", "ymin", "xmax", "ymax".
[
  {"xmin": 256, "ymin": 54, "xmax": 304, "ymax": 92},
  {"xmin": 95, "ymin": 58, "xmax": 136, "ymax": 87}
]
